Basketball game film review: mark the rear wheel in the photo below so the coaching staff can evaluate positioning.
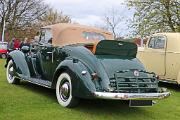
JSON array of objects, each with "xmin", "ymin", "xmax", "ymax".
[
  {"xmin": 6, "ymin": 60, "xmax": 20, "ymax": 84},
  {"xmin": 1, "ymin": 54, "xmax": 6, "ymax": 59},
  {"xmin": 56, "ymin": 72, "xmax": 79, "ymax": 108}
]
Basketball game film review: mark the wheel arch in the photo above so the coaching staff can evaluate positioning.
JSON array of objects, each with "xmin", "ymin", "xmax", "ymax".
[
  {"xmin": 52, "ymin": 59, "xmax": 96, "ymax": 99},
  {"xmin": 5, "ymin": 50, "xmax": 30, "ymax": 78},
  {"xmin": 5, "ymin": 55, "xmax": 12, "ymax": 67},
  {"xmin": 51, "ymin": 66, "xmax": 71, "ymax": 89}
]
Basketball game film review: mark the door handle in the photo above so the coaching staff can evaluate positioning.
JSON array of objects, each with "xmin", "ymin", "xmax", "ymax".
[
  {"xmin": 46, "ymin": 51, "xmax": 54, "ymax": 62},
  {"xmin": 47, "ymin": 52, "xmax": 52, "ymax": 54}
]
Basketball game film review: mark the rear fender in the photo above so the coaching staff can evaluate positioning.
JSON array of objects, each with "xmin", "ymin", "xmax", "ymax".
[
  {"xmin": 6, "ymin": 50, "xmax": 30, "ymax": 78},
  {"xmin": 52, "ymin": 59, "xmax": 96, "ymax": 98}
]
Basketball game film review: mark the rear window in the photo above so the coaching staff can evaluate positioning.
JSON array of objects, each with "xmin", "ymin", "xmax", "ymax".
[{"xmin": 82, "ymin": 32, "xmax": 105, "ymax": 40}]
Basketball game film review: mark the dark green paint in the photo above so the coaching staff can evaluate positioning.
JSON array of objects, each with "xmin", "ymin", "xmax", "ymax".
[
  {"xmin": 96, "ymin": 55, "xmax": 145, "ymax": 78},
  {"xmin": 53, "ymin": 59, "xmax": 96, "ymax": 98},
  {"xmin": 7, "ymin": 50, "xmax": 30, "ymax": 77},
  {"xmin": 62, "ymin": 46, "xmax": 110, "ymax": 91},
  {"xmin": 95, "ymin": 40, "xmax": 137, "ymax": 57},
  {"xmin": 5, "ymin": 40, "xmax": 158, "ymax": 99}
]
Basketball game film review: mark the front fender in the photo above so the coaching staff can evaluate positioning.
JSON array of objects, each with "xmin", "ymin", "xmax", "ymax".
[
  {"xmin": 6, "ymin": 50, "xmax": 30, "ymax": 78},
  {"xmin": 52, "ymin": 59, "xmax": 96, "ymax": 99},
  {"xmin": 177, "ymin": 70, "xmax": 180, "ymax": 84}
]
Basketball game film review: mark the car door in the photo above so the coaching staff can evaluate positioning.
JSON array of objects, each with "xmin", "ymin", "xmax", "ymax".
[
  {"xmin": 38, "ymin": 28, "xmax": 55, "ymax": 80},
  {"xmin": 142, "ymin": 36, "xmax": 166, "ymax": 76}
]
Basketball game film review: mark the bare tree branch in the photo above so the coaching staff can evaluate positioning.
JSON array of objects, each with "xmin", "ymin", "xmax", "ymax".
[{"xmin": 103, "ymin": 8, "xmax": 123, "ymax": 38}]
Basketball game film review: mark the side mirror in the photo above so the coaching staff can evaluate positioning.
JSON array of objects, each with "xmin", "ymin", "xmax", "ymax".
[{"xmin": 21, "ymin": 46, "xmax": 30, "ymax": 53}]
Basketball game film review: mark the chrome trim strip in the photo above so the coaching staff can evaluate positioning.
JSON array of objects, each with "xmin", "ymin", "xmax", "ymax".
[
  {"xmin": 94, "ymin": 92, "xmax": 170, "ymax": 100},
  {"xmin": 166, "ymin": 51, "xmax": 180, "ymax": 54},
  {"xmin": 25, "ymin": 79, "xmax": 51, "ymax": 88}
]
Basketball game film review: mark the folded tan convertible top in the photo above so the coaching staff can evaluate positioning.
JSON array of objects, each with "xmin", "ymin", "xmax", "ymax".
[{"xmin": 42, "ymin": 23, "xmax": 114, "ymax": 46}]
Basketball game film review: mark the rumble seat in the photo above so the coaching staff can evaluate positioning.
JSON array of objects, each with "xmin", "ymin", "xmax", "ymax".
[
  {"xmin": 84, "ymin": 42, "xmax": 99, "ymax": 54},
  {"xmin": 92, "ymin": 42, "xmax": 98, "ymax": 54}
]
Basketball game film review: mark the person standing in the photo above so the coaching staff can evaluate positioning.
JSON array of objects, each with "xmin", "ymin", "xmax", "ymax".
[
  {"xmin": 20, "ymin": 37, "xmax": 30, "ymax": 48},
  {"xmin": 14, "ymin": 38, "xmax": 20, "ymax": 50}
]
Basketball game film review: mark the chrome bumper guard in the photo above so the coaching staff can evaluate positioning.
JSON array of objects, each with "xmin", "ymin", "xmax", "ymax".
[{"xmin": 94, "ymin": 92, "xmax": 170, "ymax": 100}]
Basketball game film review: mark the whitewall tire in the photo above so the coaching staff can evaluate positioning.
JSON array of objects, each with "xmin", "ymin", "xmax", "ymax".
[
  {"xmin": 56, "ymin": 72, "xmax": 79, "ymax": 108},
  {"xmin": 6, "ymin": 60, "xmax": 20, "ymax": 84}
]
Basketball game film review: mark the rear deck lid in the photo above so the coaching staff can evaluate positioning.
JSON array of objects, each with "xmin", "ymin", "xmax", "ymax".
[
  {"xmin": 96, "ymin": 55, "xmax": 145, "ymax": 78},
  {"xmin": 95, "ymin": 40, "xmax": 137, "ymax": 57}
]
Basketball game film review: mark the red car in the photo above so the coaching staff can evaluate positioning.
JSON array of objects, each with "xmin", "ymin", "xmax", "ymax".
[{"xmin": 0, "ymin": 42, "xmax": 8, "ymax": 59}]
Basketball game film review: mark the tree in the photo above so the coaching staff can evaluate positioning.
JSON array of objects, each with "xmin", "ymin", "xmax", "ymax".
[
  {"xmin": 103, "ymin": 8, "xmax": 123, "ymax": 39},
  {"xmin": 0, "ymin": 0, "xmax": 48, "ymax": 40},
  {"xmin": 38, "ymin": 8, "xmax": 71, "ymax": 26},
  {"xmin": 127, "ymin": 0, "xmax": 180, "ymax": 37}
]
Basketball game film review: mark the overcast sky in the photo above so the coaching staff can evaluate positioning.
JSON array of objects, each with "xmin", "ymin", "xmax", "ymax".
[{"xmin": 44, "ymin": 0, "xmax": 134, "ymax": 36}]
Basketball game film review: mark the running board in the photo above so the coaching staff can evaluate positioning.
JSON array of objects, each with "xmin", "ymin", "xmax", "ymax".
[
  {"xmin": 21, "ymin": 76, "xmax": 52, "ymax": 88},
  {"xmin": 159, "ymin": 79, "xmax": 178, "ymax": 85}
]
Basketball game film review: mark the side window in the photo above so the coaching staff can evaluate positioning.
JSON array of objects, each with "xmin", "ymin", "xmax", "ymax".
[
  {"xmin": 40, "ymin": 29, "xmax": 53, "ymax": 44},
  {"xmin": 148, "ymin": 36, "xmax": 166, "ymax": 49},
  {"xmin": 45, "ymin": 29, "xmax": 53, "ymax": 44},
  {"xmin": 148, "ymin": 37, "xmax": 156, "ymax": 48},
  {"xmin": 82, "ymin": 32, "xmax": 106, "ymax": 40},
  {"xmin": 155, "ymin": 36, "xmax": 165, "ymax": 49},
  {"xmin": 40, "ymin": 30, "xmax": 46, "ymax": 43}
]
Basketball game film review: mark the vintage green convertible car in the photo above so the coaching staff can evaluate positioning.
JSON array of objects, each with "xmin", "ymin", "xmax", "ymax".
[{"xmin": 5, "ymin": 23, "xmax": 170, "ymax": 107}]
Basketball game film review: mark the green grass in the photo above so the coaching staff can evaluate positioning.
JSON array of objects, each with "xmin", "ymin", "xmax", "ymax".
[{"xmin": 0, "ymin": 59, "xmax": 180, "ymax": 120}]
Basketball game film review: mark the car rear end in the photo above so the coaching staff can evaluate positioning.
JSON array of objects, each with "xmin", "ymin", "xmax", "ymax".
[
  {"xmin": 92, "ymin": 40, "xmax": 170, "ymax": 107},
  {"xmin": 94, "ymin": 69, "xmax": 169, "ymax": 107}
]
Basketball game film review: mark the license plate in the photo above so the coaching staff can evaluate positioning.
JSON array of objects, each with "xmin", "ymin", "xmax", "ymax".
[{"xmin": 129, "ymin": 100, "xmax": 153, "ymax": 107}]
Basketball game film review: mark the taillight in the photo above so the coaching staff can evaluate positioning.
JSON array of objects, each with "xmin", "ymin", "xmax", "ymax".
[{"xmin": 91, "ymin": 73, "xmax": 98, "ymax": 80}]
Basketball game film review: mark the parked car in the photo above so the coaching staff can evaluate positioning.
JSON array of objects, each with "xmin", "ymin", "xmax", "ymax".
[
  {"xmin": 0, "ymin": 42, "xmax": 8, "ymax": 59},
  {"xmin": 138, "ymin": 33, "xmax": 180, "ymax": 84},
  {"xmin": 5, "ymin": 23, "xmax": 170, "ymax": 108}
]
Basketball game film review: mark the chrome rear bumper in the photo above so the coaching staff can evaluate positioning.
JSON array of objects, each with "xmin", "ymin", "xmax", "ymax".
[{"xmin": 93, "ymin": 92, "xmax": 170, "ymax": 100}]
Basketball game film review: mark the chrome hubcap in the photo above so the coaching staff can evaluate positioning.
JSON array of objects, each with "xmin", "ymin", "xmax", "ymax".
[{"xmin": 60, "ymin": 82, "xmax": 70, "ymax": 102}]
